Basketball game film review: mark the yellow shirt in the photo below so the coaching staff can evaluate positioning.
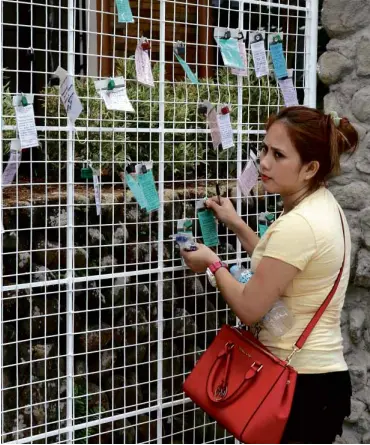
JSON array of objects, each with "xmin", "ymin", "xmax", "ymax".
[{"xmin": 251, "ymin": 187, "xmax": 351, "ymax": 374}]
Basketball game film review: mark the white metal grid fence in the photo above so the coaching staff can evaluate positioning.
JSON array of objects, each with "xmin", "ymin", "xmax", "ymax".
[{"xmin": 0, "ymin": 0, "xmax": 318, "ymax": 442}]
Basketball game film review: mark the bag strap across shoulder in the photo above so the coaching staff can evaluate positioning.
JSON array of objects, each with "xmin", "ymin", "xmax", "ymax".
[{"xmin": 294, "ymin": 209, "xmax": 346, "ymax": 351}]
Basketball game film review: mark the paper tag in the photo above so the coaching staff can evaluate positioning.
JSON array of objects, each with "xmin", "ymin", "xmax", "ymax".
[
  {"xmin": 207, "ymin": 106, "xmax": 222, "ymax": 150},
  {"xmin": 55, "ymin": 66, "xmax": 83, "ymax": 124},
  {"xmin": 278, "ymin": 77, "xmax": 299, "ymax": 107},
  {"xmin": 259, "ymin": 223, "xmax": 268, "ymax": 237},
  {"xmin": 217, "ymin": 113, "xmax": 234, "ymax": 150},
  {"xmin": 231, "ymin": 40, "xmax": 249, "ymax": 77},
  {"xmin": 99, "ymin": 87, "xmax": 135, "ymax": 112},
  {"xmin": 198, "ymin": 209, "xmax": 219, "ymax": 247},
  {"xmin": 138, "ymin": 170, "xmax": 160, "ymax": 213},
  {"xmin": 135, "ymin": 45, "xmax": 154, "ymax": 87},
  {"xmin": 215, "ymin": 37, "xmax": 244, "ymax": 70},
  {"xmin": 238, "ymin": 159, "xmax": 258, "ymax": 197},
  {"xmin": 2, "ymin": 140, "xmax": 22, "ymax": 186},
  {"xmin": 250, "ymin": 37, "xmax": 269, "ymax": 78},
  {"xmin": 115, "ymin": 0, "xmax": 134, "ymax": 23},
  {"xmin": 269, "ymin": 42, "xmax": 288, "ymax": 79},
  {"xmin": 93, "ymin": 173, "xmax": 101, "ymax": 216},
  {"xmin": 174, "ymin": 54, "xmax": 198, "ymax": 84},
  {"xmin": 125, "ymin": 173, "xmax": 147, "ymax": 209},
  {"xmin": 15, "ymin": 105, "xmax": 39, "ymax": 149}
]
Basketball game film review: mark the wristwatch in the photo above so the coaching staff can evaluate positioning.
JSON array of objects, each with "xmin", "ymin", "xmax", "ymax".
[{"xmin": 206, "ymin": 261, "xmax": 228, "ymax": 288}]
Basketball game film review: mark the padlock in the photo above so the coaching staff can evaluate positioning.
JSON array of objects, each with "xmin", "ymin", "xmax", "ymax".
[
  {"xmin": 221, "ymin": 105, "xmax": 230, "ymax": 115},
  {"xmin": 141, "ymin": 40, "xmax": 151, "ymax": 51},
  {"xmin": 81, "ymin": 166, "xmax": 93, "ymax": 179},
  {"xmin": 107, "ymin": 78, "xmax": 115, "ymax": 91},
  {"xmin": 20, "ymin": 95, "xmax": 28, "ymax": 107}
]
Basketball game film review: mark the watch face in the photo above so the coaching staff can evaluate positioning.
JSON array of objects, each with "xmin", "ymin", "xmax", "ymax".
[{"xmin": 206, "ymin": 268, "xmax": 217, "ymax": 288}]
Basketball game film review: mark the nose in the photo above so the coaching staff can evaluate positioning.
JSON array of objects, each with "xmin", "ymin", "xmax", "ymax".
[{"xmin": 259, "ymin": 152, "xmax": 270, "ymax": 172}]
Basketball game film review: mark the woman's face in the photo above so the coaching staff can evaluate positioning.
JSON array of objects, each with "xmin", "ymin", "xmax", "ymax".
[{"xmin": 259, "ymin": 121, "xmax": 311, "ymax": 197}]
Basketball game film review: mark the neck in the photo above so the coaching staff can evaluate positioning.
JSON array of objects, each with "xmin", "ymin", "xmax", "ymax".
[{"xmin": 282, "ymin": 185, "xmax": 312, "ymax": 214}]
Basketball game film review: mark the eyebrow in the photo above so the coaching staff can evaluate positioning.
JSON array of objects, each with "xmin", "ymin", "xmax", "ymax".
[{"xmin": 262, "ymin": 140, "xmax": 286, "ymax": 154}]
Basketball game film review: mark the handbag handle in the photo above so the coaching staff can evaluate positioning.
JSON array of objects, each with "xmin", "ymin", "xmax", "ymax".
[
  {"xmin": 206, "ymin": 342, "xmax": 262, "ymax": 404},
  {"xmin": 294, "ymin": 209, "xmax": 346, "ymax": 352}
]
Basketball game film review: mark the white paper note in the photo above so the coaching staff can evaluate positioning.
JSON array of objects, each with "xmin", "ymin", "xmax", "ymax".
[
  {"xmin": 238, "ymin": 159, "xmax": 258, "ymax": 197},
  {"xmin": 93, "ymin": 173, "xmax": 101, "ymax": 216},
  {"xmin": 217, "ymin": 113, "xmax": 234, "ymax": 150},
  {"xmin": 55, "ymin": 66, "xmax": 83, "ymax": 124},
  {"xmin": 278, "ymin": 77, "xmax": 299, "ymax": 107},
  {"xmin": 231, "ymin": 40, "xmax": 249, "ymax": 77},
  {"xmin": 15, "ymin": 105, "xmax": 39, "ymax": 149},
  {"xmin": 3, "ymin": 139, "xmax": 22, "ymax": 186},
  {"xmin": 250, "ymin": 40, "xmax": 269, "ymax": 78},
  {"xmin": 135, "ymin": 45, "xmax": 154, "ymax": 87},
  {"xmin": 99, "ymin": 87, "xmax": 135, "ymax": 112},
  {"xmin": 207, "ymin": 107, "xmax": 222, "ymax": 150}
]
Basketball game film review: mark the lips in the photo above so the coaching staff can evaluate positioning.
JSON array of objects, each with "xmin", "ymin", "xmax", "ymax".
[{"xmin": 261, "ymin": 174, "xmax": 270, "ymax": 181}]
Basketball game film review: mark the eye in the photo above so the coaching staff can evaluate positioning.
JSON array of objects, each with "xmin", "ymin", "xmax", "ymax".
[
  {"xmin": 274, "ymin": 150, "xmax": 284, "ymax": 159},
  {"xmin": 260, "ymin": 143, "xmax": 268, "ymax": 153}
]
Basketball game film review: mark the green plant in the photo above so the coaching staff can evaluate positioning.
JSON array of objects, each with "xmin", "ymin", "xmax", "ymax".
[{"xmin": 3, "ymin": 58, "xmax": 281, "ymax": 181}]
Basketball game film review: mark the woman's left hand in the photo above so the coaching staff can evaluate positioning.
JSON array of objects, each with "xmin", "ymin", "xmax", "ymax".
[{"xmin": 180, "ymin": 243, "xmax": 220, "ymax": 273}]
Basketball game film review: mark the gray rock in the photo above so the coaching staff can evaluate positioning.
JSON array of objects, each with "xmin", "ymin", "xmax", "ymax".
[
  {"xmin": 355, "ymin": 249, "xmax": 370, "ymax": 288},
  {"xmin": 113, "ymin": 225, "xmax": 128, "ymax": 245},
  {"xmin": 48, "ymin": 208, "xmax": 67, "ymax": 227},
  {"xmin": 78, "ymin": 322, "xmax": 112, "ymax": 352},
  {"xmin": 346, "ymin": 398, "xmax": 366, "ymax": 423},
  {"xmin": 360, "ymin": 208, "xmax": 370, "ymax": 247},
  {"xmin": 3, "ymin": 231, "xmax": 17, "ymax": 250},
  {"xmin": 18, "ymin": 252, "xmax": 30, "ymax": 269},
  {"xmin": 349, "ymin": 364, "xmax": 367, "ymax": 391},
  {"xmin": 322, "ymin": 0, "xmax": 370, "ymax": 36},
  {"xmin": 356, "ymin": 149, "xmax": 370, "ymax": 175},
  {"xmin": 357, "ymin": 410, "xmax": 370, "ymax": 434},
  {"xmin": 356, "ymin": 36, "xmax": 370, "ymax": 77},
  {"xmin": 330, "ymin": 182, "xmax": 370, "ymax": 211},
  {"xmin": 32, "ymin": 265, "xmax": 56, "ymax": 282},
  {"xmin": 317, "ymin": 52, "xmax": 352, "ymax": 85},
  {"xmin": 349, "ymin": 307, "xmax": 366, "ymax": 344},
  {"xmin": 88, "ymin": 228, "xmax": 105, "ymax": 245},
  {"xmin": 352, "ymin": 87, "xmax": 370, "ymax": 122},
  {"xmin": 363, "ymin": 432, "xmax": 370, "ymax": 444},
  {"xmin": 34, "ymin": 240, "xmax": 65, "ymax": 270},
  {"xmin": 327, "ymin": 37, "xmax": 358, "ymax": 61},
  {"xmin": 74, "ymin": 248, "xmax": 87, "ymax": 268}
]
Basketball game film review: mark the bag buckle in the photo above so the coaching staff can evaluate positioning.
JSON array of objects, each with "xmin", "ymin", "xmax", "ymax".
[
  {"xmin": 252, "ymin": 361, "xmax": 263, "ymax": 373},
  {"xmin": 286, "ymin": 346, "xmax": 301, "ymax": 364},
  {"xmin": 214, "ymin": 382, "xmax": 228, "ymax": 400}
]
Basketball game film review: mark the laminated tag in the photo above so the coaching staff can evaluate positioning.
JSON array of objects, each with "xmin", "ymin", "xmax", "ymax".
[
  {"xmin": 197, "ymin": 208, "xmax": 219, "ymax": 247},
  {"xmin": 250, "ymin": 33, "xmax": 269, "ymax": 78},
  {"xmin": 135, "ymin": 43, "xmax": 154, "ymax": 87},
  {"xmin": 278, "ymin": 72, "xmax": 299, "ymax": 107},
  {"xmin": 55, "ymin": 66, "xmax": 83, "ymax": 123},
  {"xmin": 231, "ymin": 38, "xmax": 249, "ymax": 77},
  {"xmin": 15, "ymin": 104, "xmax": 39, "ymax": 149},
  {"xmin": 202, "ymin": 101, "xmax": 222, "ymax": 150},
  {"xmin": 174, "ymin": 53, "xmax": 198, "ymax": 84},
  {"xmin": 238, "ymin": 159, "xmax": 258, "ymax": 197},
  {"xmin": 115, "ymin": 0, "xmax": 134, "ymax": 23},
  {"xmin": 3, "ymin": 139, "xmax": 22, "ymax": 186},
  {"xmin": 217, "ymin": 110, "xmax": 234, "ymax": 150},
  {"xmin": 92, "ymin": 170, "xmax": 101, "ymax": 216},
  {"xmin": 95, "ymin": 77, "xmax": 135, "ymax": 112},
  {"xmin": 125, "ymin": 172, "xmax": 147, "ymax": 209},
  {"xmin": 215, "ymin": 37, "xmax": 244, "ymax": 70},
  {"xmin": 269, "ymin": 35, "xmax": 288, "ymax": 80},
  {"xmin": 137, "ymin": 168, "xmax": 160, "ymax": 213}
]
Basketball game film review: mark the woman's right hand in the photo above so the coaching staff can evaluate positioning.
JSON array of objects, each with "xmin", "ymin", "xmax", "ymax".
[{"xmin": 205, "ymin": 197, "xmax": 242, "ymax": 231}]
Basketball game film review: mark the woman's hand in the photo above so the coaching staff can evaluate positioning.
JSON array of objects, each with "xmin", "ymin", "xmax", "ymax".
[
  {"xmin": 180, "ymin": 243, "xmax": 220, "ymax": 273},
  {"xmin": 205, "ymin": 197, "xmax": 242, "ymax": 231}
]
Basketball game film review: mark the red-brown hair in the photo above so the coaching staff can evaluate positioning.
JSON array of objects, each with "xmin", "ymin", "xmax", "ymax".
[{"xmin": 265, "ymin": 106, "xmax": 359, "ymax": 190}]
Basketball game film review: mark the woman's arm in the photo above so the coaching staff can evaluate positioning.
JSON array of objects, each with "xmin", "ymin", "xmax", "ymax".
[
  {"xmin": 205, "ymin": 197, "xmax": 260, "ymax": 255},
  {"xmin": 214, "ymin": 256, "xmax": 299, "ymax": 325}
]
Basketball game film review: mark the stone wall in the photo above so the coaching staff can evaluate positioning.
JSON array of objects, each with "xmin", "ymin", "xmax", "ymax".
[{"xmin": 318, "ymin": 1, "xmax": 370, "ymax": 443}]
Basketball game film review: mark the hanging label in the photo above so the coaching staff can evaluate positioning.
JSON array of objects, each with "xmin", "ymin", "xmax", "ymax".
[
  {"xmin": 125, "ymin": 173, "xmax": 147, "ymax": 209},
  {"xmin": 217, "ymin": 112, "xmax": 234, "ymax": 150},
  {"xmin": 238, "ymin": 159, "xmax": 258, "ymax": 197},
  {"xmin": 135, "ymin": 44, "xmax": 154, "ymax": 87},
  {"xmin": 250, "ymin": 33, "xmax": 269, "ymax": 78},
  {"xmin": 138, "ymin": 169, "xmax": 160, "ymax": 213},
  {"xmin": 269, "ymin": 40, "xmax": 288, "ymax": 79},
  {"xmin": 15, "ymin": 105, "xmax": 39, "ymax": 149},
  {"xmin": 93, "ymin": 172, "xmax": 101, "ymax": 216},
  {"xmin": 115, "ymin": 0, "xmax": 134, "ymax": 23},
  {"xmin": 174, "ymin": 54, "xmax": 198, "ymax": 84},
  {"xmin": 258, "ymin": 222, "xmax": 268, "ymax": 237},
  {"xmin": 278, "ymin": 75, "xmax": 299, "ymax": 107},
  {"xmin": 215, "ymin": 37, "xmax": 244, "ymax": 70},
  {"xmin": 3, "ymin": 139, "xmax": 22, "ymax": 186},
  {"xmin": 55, "ymin": 66, "xmax": 83, "ymax": 124},
  {"xmin": 99, "ymin": 87, "xmax": 135, "ymax": 112},
  {"xmin": 206, "ymin": 104, "xmax": 222, "ymax": 150},
  {"xmin": 231, "ymin": 39, "xmax": 249, "ymax": 77},
  {"xmin": 198, "ymin": 209, "xmax": 219, "ymax": 247}
]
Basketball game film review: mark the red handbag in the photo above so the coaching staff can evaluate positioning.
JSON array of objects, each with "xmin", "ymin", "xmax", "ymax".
[{"xmin": 183, "ymin": 214, "xmax": 346, "ymax": 444}]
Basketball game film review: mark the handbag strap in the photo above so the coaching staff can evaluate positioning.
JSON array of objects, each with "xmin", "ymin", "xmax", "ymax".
[{"xmin": 293, "ymin": 209, "xmax": 346, "ymax": 352}]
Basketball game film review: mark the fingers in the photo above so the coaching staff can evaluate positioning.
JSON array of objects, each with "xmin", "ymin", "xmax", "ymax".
[{"xmin": 205, "ymin": 197, "xmax": 222, "ymax": 210}]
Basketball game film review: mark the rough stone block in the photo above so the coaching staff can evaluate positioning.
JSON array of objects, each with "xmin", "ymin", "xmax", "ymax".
[
  {"xmin": 352, "ymin": 87, "xmax": 370, "ymax": 123},
  {"xmin": 318, "ymin": 52, "xmax": 352, "ymax": 85},
  {"xmin": 330, "ymin": 181, "xmax": 370, "ymax": 211},
  {"xmin": 355, "ymin": 249, "xmax": 370, "ymax": 288},
  {"xmin": 349, "ymin": 364, "xmax": 367, "ymax": 391},
  {"xmin": 356, "ymin": 36, "xmax": 370, "ymax": 76},
  {"xmin": 322, "ymin": 0, "xmax": 370, "ymax": 36}
]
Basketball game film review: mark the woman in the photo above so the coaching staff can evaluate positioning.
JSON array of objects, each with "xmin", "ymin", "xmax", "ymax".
[{"xmin": 181, "ymin": 106, "xmax": 358, "ymax": 444}]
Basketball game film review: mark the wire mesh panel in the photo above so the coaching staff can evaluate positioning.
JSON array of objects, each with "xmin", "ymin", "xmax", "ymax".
[{"xmin": 0, "ymin": 0, "xmax": 318, "ymax": 443}]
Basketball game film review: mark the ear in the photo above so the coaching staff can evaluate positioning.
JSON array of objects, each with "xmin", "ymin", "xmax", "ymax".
[{"xmin": 303, "ymin": 160, "xmax": 320, "ymax": 181}]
